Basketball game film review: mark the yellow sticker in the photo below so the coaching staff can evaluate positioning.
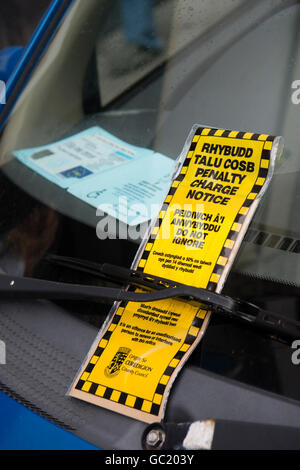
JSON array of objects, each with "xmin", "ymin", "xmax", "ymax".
[{"xmin": 69, "ymin": 125, "xmax": 282, "ymax": 423}]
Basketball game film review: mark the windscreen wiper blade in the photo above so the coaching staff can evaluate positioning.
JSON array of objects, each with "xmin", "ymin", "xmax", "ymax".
[
  {"xmin": 45, "ymin": 253, "xmax": 183, "ymax": 291},
  {"xmin": 44, "ymin": 254, "xmax": 300, "ymax": 342},
  {"xmin": 0, "ymin": 271, "xmax": 234, "ymax": 310},
  {"xmin": 0, "ymin": 254, "xmax": 299, "ymax": 343}
]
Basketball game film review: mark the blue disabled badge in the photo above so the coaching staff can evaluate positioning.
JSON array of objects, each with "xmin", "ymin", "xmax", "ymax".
[{"xmin": 60, "ymin": 166, "xmax": 93, "ymax": 179}]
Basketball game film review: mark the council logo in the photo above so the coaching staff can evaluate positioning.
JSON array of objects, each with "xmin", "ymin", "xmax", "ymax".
[{"xmin": 104, "ymin": 347, "xmax": 131, "ymax": 378}]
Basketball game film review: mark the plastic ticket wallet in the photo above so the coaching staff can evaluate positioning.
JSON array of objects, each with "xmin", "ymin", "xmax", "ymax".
[{"xmin": 69, "ymin": 125, "xmax": 283, "ymax": 423}]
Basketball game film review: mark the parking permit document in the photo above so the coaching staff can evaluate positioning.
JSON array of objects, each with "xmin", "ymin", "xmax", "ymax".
[
  {"xmin": 68, "ymin": 153, "xmax": 174, "ymax": 226},
  {"xmin": 13, "ymin": 126, "xmax": 175, "ymax": 225},
  {"xmin": 69, "ymin": 125, "xmax": 283, "ymax": 423}
]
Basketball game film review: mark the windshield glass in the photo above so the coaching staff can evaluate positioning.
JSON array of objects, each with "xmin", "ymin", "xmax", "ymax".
[{"xmin": 0, "ymin": 0, "xmax": 300, "ymax": 402}]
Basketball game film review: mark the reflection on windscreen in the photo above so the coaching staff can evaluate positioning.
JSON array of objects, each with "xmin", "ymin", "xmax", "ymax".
[{"xmin": 97, "ymin": 0, "xmax": 245, "ymax": 105}]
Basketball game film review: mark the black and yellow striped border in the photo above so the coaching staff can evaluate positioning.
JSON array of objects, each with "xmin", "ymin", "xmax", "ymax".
[
  {"xmin": 137, "ymin": 126, "xmax": 274, "ymax": 283},
  {"xmin": 75, "ymin": 304, "xmax": 207, "ymax": 416},
  {"xmin": 74, "ymin": 126, "xmax": 275, "ymax": 416}
]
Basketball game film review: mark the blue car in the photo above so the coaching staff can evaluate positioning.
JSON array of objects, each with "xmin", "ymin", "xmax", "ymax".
[{"xmin": 1, "ymin": 0, "xmax": 300, "ymax": 450}]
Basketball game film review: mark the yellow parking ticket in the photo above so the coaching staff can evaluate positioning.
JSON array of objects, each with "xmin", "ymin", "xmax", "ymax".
[{"xmin": 69, "ymin": 125, "xmax": 283, "ymax": 423}]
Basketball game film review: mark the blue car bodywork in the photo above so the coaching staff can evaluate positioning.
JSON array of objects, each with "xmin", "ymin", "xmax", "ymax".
[{"xmin": 0, "ymin": 391, "xmax": 98, "ymax": 450}]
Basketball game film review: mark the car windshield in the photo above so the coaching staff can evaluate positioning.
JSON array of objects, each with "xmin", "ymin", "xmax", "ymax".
[{"xmin": 0, "ymin": 0, "xmax": 300, "ymax": 404}]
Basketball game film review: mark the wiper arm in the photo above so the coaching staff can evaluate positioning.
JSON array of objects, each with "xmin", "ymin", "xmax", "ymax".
[
  {"xmin": 0, "ymin": 270, "xmax": 234, "ymax": 309},
  {"xmin": 0, "ymin": 253, "xmax": 299, "ymax": 343},
  {"xmin": 46, "ymin": 254, "xmax": 300, "ymax": 343},
  {"xmin": 45, "ymin": 254, "xmax": 300, "ymax": 341}
]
